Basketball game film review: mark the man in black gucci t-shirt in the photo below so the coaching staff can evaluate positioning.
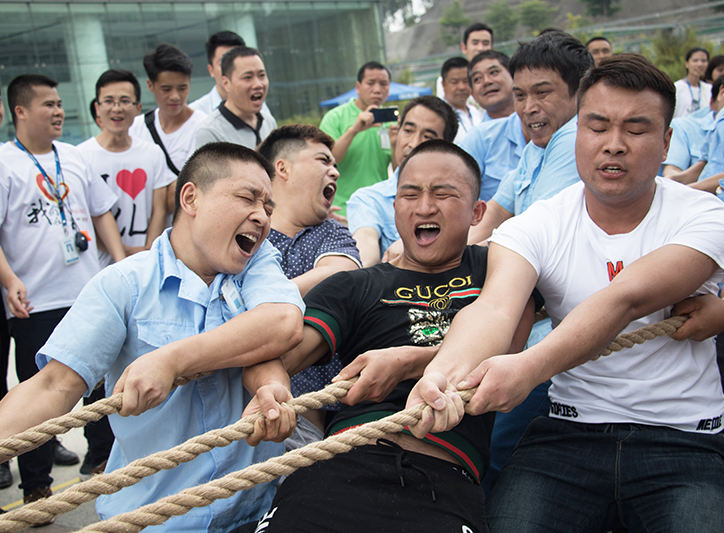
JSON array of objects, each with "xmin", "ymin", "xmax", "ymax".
[{"xmin": 242, "ymin": 140, "xmax": 538, "ymax": 533}]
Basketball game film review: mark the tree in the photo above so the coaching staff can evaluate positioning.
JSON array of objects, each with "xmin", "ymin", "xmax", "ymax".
[
  {"xmin": 643, "ymin": 28, "xmax": 711, "ymax": 82},
  {"xmin": 577, "ymin": 0, "xmax": 621, "ymax": 18},
  {"xmin": 486, "ymin": 2, "xmax": 519, "ymax": 42},
  {"xmin": 381, "ymin": 0, "xmax": 432, "ymax": 30},
  {"xmin": 440, "ymin": 1, "xmax": 473, "ymax": 47},
  {"xmin": 519, "ymin": 0, "xmax": 557, "ymax": 34}
]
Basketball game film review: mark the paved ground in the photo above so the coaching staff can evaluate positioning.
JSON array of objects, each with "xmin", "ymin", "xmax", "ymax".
[{"xmin": 1, "ymin": 344, "xmax": 101, "ymax": 531}]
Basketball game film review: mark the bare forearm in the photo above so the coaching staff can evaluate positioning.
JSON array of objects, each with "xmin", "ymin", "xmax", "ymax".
[
  {"xmin": 0, "ymin": 361, "xmax": 86, "ymax": 440},
  {"xmin": 690, "ymin": 173, "xmax": 723, "ymax": 193},
  {"xmin": 331, "ymin": 126, "xmax": 359, "ymax": 164},
  {"xmin": 242, "ymin": 358, "xmax": 290, "ymax": 397},
  {"xmin": 146, "ymin": 188, "xmax": 167, "ymax": 248},
  {"xmin": 292, "ymin": 256, "xmax": 358, "ymax": 297},
  {"xmin": 163, "ymin": 303, "xmax": 304, "ymax": 377},
  {"xmin": 353, "ymin": 228, "xmax": 381, "ymax": 267},
  {"xmin": 92, "ymin": 212, "xmax": 126, "ymax": 263}
]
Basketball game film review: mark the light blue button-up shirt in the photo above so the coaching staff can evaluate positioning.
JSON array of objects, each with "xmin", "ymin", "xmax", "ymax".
[
  {"xmin": 665, "ymin": 107, "xmax": 713, "ymax": 171},
  {"xmin": 700, "ymin": 106, "xmax": 724, "ymax": 181},
  {"xmin": 492, "ymin": 116, "xmax": 579, "ymax": 215},
  {"xmin": 460, "ymin": 113, "xmax": 527, "ymax": 202},
  {"xmin": 347, "ymin": 168, "xmax": 401, "ymax": 257},
  {"xmin": 37, "ymin": 229, "xmax": 304, "ymax": 532}
]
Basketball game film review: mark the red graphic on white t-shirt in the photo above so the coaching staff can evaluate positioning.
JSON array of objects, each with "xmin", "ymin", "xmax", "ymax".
[
  {"xmin": 35, "ymin": 173, "xmax": 69, "ymax": 202},
  {"xmin": 116, "ymin": 169, "xmax": 147, "ymax": 199},
  {"xmin": 607, "ymin": 261, "xmax": 624, "ymax": 281}
]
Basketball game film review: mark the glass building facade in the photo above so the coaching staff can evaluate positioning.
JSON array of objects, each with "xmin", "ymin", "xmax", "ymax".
[{"xmin": 0, "ymin": 0, "xmax": 385, "ymax": 144}]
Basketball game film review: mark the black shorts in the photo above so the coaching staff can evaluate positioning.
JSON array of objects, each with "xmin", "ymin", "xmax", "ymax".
[{"xmin": 255, "ymin": 440, "xmax": 488, "ymax": 532}]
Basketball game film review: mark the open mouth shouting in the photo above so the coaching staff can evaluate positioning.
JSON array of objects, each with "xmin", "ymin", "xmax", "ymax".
[
  {"xmin": 323, "ymin": 182, "xmax": 337, "ymax": 203},
  {"xmin": 415, "ymin": 222, "xmax": 440, "ymax": 245},
  {"xmin": 250, "ymin": 92, "xmax": 265, "ymax": 105},
  {"xmin": 236, "ymin": 232, "xmax": 259, "ymax": 254}
]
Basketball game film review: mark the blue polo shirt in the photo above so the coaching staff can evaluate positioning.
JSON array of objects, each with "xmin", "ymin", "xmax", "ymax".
[
  {"xmin": 492, "ymin": 116, "xmax": 579, "ymax": 215},
  {"xmin": 37, "ymin": 229, "xmax": 304, "ymax": 532},
  {"xmin": 347, "ymin": 169, "xmax": 401, "ymax": 258},
  {"xmin": 460, "ymin": 113, "xmax": 526, "ymax": 202},
  {"xmin": 665, "ymin": 107, "xmax": 713, "ymax": 171},
  {"xmin": 700, "ymin": 107, "xmax": 724, "ymax": 181}
]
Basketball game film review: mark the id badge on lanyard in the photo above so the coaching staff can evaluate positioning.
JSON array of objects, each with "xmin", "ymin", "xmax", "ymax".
[{"xmin": 14, "ymin": 139, "xmax": 80, "ymax": 266}]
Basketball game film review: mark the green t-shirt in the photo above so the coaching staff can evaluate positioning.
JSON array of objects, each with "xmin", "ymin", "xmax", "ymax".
[{"xmin": 319, "ymin": 98, "xmax": 392, "ymax": 216}]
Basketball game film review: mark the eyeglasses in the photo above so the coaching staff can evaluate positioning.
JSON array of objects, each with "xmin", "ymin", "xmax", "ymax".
[{"xmin": 98, "ymin": 99, "xmax": 137, "ymax": 110}]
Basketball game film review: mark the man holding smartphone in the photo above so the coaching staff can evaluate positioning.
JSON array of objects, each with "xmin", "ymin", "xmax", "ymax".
[{"xmin": 320, "ymin": 61, "xmax": 394, "ymax": 217}]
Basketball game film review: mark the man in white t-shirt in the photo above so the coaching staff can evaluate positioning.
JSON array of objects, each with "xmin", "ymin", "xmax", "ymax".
[
  {"xmin": 0, "ymin": 74, "xmax": 123, "ymax": 507},
  {"xmin": 129, "ymin": 44, "xmax": 207, "ymax": 218},
  {"xmin": 79, "ymin": 69, "xmax": 175, "ymax": 268},
  {"xmin": 409, "ymin": 54, "xmax": 724, "ymax": 531}
]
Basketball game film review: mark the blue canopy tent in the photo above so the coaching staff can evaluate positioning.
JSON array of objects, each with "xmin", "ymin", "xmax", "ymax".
[{"xmin": 319, "ymin": 81, "xmax": 432, "ymax": 108}]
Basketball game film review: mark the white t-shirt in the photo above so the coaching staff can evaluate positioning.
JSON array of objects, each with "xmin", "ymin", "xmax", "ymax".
[
  {"xmin": 491, "ymin": 178, "xmax": 724, "ymax": 432},
  {"xmin": 674, "ymin": 78, "xmax": 712, "ymax": 119},
  {"xmin": 129, "ymin": 108, "xmax": 207, "ymax": 173},
  {"xmin": 0, "ymin": 141, "xmax": 117, "ymax": 318},
  {"xmin": 77, "ymin": 137, "xmax": 176, "ymax": 268}
]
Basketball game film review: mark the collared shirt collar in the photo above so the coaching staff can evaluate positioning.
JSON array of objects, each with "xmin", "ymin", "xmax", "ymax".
[{"xmin": 219, "ymin": 101, "xmax": 265, "ymax": 144}]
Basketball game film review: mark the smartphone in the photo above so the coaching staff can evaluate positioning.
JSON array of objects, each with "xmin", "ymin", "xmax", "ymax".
[{"xmin": 371, "ymin": 107, "xmax": 399, "ymax": 123}]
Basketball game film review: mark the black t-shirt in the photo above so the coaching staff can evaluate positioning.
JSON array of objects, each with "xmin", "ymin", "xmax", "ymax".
[{"xmin": 303, "ymin": 246, "xmax": 495, "ymax": 482}]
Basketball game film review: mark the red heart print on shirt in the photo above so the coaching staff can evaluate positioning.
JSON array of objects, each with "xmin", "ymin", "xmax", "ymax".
[
  {"xmin": 35, "ymin": 173, "xmax": 69, "ymax": 202},
  {"xmin": 116, "ymin": 169, "xmax": 147, "ymax": 200}
]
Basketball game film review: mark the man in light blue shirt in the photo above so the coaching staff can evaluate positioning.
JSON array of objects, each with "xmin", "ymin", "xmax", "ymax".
[
  {"xmin": 347, "ymin": 96, "xmax": 459, "ymax": 266},
  {"xmin": 464, "ymin": 31, "xmax": 594, "ymax": 495},
  {"xmin": 0, "ymin": 143, "xmax": 305, "ymax": 532},
  {"xmin": 468, "ymin": 32, "xmax": 592, "ymax": 245},
  {"xmin": 460, "ymin": 113, "xmax": 526, "ymax": 202}
]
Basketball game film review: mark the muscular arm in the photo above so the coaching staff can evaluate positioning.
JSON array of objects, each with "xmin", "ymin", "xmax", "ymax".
[
  {"xmin": 467, "ymin": 200, "xmax": 514, "ymax": 244},
  {"xmin": 93, "ymin": 211, "xmax": 127, "ymax": 263},
  {"xmin": 353, "ymin": 227, "xmax": 381, "ymax": 267},
  {"xmin": 409, "ymin": 243, "xmax": 720, "ymax": 436},
  {"xmin": 292, "ymin": 255, "xmax": 359, "ymax": 297},
  {"xmin": 0, "ymin": 360, "xmax": 87, "ymax": 444},
  {"xmin": 114, "ymin": 302, "xmax": 304, "ymax": 415}
]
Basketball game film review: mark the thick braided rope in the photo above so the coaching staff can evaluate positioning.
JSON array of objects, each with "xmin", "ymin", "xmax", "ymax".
[
  {"xmin": 0, "ymin": 315, "xmax": 689, "ymax": 530},
  {"xmin": 598, "ymin": 315, "xmax": 687, "ymax": 357},
  {"xmin": 73, "ymin": 388, "xmax": 477, "ymax": 533},
  {"xmin": 0, "ymin": 373, "xmax": 211, "ymax": 463},
  {"xmin": 0, "ymin": 378, "xmax": 357, "ymax": 533}
]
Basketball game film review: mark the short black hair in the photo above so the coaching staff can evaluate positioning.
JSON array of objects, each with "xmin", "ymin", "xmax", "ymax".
[
  {"xmin": 399, "ymin": 95, "xmax": 458, "ymax": 144},
  {"xmin": 357, "ymin": 61, "xmax": 391, "ymax": 83},
  {"xmin": 585, "ymin": 36, "xmax": 611, "ymax": 48},
  {"xmin": 206, "ymin": 31, "xmax": 245, "ymax": 64},
  {"xmin": 173, "ymin": 142, "xmax": 275, "ymax": 223},
  {"xmin": 398, "ymin": 139, "xmax": 481, "ymax": 202},
  {"xmin": 7, "ymin": 73, "xmax": 58, "ymax": 126},
  {"xmin": 89, "ymin": 98, "xmax": 99, "ymax": 125},
  {"xmin": 712, "ymin": 74, "xmax": 724, "ymax": 100},
  {"xmin": 95, "ymin": 69, "xmax": 141, "ymax": 102},
  {"xmin": 468, "ymin": 50, "xmax": 510, "ymax": 85},
  {"xmin": 221, "ymin": 46, "xmax": 263, "ymax": 77},
  {"xmin": 441, "ymin": 57, "xmax": 469, "ymax": 82},
  {"xmin": 578, "ymin": 53, "xmax": 676, "ymax": 129},
  {"xmin": 257, "ymin": 124, "xmax": 334, "ymax": 164},
  {"xmin": 509, "ymin": 32, "xmax": 593, "ymax": 97},
  {"xmin": 143, "ymin": 43, "xmax": 193, "ymax": 83},
  {"xmin": 704, "ymin": 55, "xmax": 724, "ymax": 83},
  {"xmin": 463, "ymin": 22, "xmax": 493, "ymax": 47},
  {"xmin": 685, "ymin": 47, "xmax": 709, "ymax": 62}
]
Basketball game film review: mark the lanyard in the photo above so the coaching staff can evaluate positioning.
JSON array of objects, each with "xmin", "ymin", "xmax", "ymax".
[
  {"xmin": 685, "ymin": 78, "xmax": 701, "ymax": 111},
  {"xmin": 14, "ymin": 138, "xmax": 71, "ymax": 233}
]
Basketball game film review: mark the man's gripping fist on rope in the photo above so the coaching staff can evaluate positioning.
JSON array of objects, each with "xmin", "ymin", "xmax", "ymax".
[{"xmin": 242, "ymin": 360, "xmax": 297, "ymax": 446}]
